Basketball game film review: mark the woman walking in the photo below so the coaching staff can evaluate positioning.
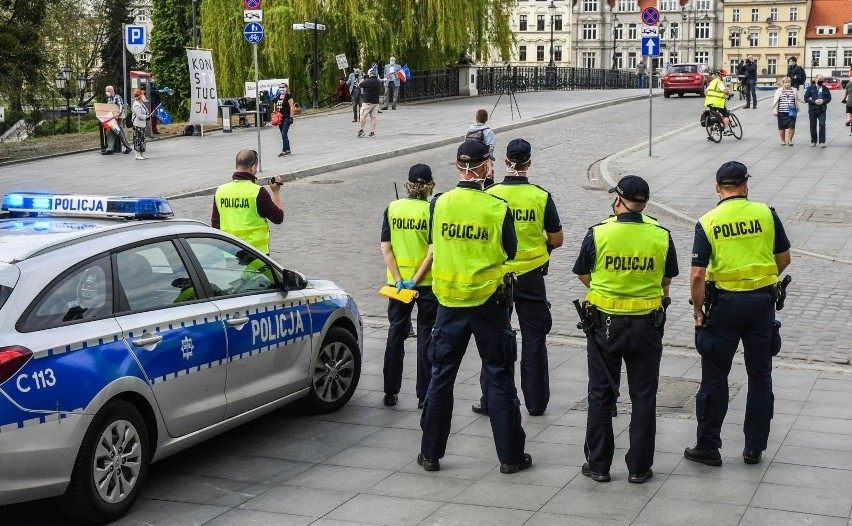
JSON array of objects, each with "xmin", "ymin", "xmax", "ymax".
[
  {"xmin": 131, "ymin": 89, "xmax": 150, "ymax": 160},
  {"xmin": 771, "ymin": 77, "xmax": 799, "ymax": 146},
  {"xmin": 274, "ymin": 83, "xmax": 296, "ymax": 157}
]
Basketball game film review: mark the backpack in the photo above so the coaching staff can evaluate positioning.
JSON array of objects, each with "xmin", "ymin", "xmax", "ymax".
[{"xmin": 465, "ymin": 128, "xmax": 485, "ymax": 142}]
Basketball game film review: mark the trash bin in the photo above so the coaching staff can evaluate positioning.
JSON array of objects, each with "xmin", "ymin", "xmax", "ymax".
[{"xmin": 220, "ymin": 104, "xmax": 232, "ymax": 133}]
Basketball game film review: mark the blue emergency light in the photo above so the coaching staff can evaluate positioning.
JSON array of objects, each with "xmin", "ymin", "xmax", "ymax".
[{"xmin": 1, "ymin": 192, "xmax": 173, "ymax": 219}]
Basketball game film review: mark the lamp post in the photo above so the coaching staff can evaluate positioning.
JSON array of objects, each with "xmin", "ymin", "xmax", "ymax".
[
  {"xmin": 681, "ymin": 7, "xmax": 689, "ymax": 61},
  {"xmin": 611, "ymin": 13, "xmax": 621, "ymax": 69},
  {"xmin": 660, "ymin": 16, "xmax": 668, "ymax": 71},
  {"xmin": 53, "ymin": 64, "xmax": 73, "ymax": 134},
  {"xmin": 547, "ymin": 0, "xmax": 557, "ymax": 88}
]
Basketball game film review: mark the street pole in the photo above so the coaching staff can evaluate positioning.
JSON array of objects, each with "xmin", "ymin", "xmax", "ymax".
[
  {"xmin": 122, "ymin": 24, "xmax": 127, "ymax": 109},
  {"xmin": 313, "ymin": 19, "xmax": 319, "ymax": 109},
  {"xmin": 254, "ymin": 43, "xmax": 262, "ymax": 173}
]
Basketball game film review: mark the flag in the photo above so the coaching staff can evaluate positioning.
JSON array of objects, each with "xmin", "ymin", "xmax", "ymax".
[
  {"xmin": 397, "ymin": 69, "xmax": 407, "ymax": 83},
  {"xmin": 152, "ymin": 104, "xmax": 173, "ymax": 124},
  {"xmin": 402, "ymin": 64, "xmax": 411, "ymax": 81}
]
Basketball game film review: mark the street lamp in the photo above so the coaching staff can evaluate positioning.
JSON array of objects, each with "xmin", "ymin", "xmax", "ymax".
[
  {"xmin": 547, "ymin": 0, "xmax": 557, "ymax": 89},
  {"xmin": 680, "ymin": 6, "xmax": 689, "ymax": 60},
  {"xmin": 660, "ymin": 16, "xmax": 668, "ymax": 70},
  {"xmin": 611, "ymin": 13, "xmax": 622, "ymax": 69},
  {"xmin": 53, "ymin": 64, "xmax": 73, "ymax": 134}
]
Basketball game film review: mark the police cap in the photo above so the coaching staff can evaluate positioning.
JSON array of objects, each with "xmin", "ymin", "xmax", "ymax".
[
  {"xmin": 457, "ymin": 140, "xmax": 490, "ymax": 163},
  {"xmin": 608, "ymin": 175, "xmax": 650, "ymax": 203},
  {"xmin": 408, "ymin": 163, "xmax": 433, "ymax": 183},
  {"xmin": 716, "ymin": 161, "xmax": 750, "ymax": 185},
  {"xmin": 506, "ymin": 139, "xmax": 532, "ymax": 163}
]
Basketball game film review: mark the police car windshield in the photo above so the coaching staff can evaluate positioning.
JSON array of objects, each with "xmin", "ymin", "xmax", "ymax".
[{"xmin": 669, "ymin": 65, "xmax": 698, "ymax": 74}]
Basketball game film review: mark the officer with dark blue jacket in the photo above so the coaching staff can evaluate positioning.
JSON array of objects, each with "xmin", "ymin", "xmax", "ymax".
[{"xmin": 685, "ymin": 161, "xmax": 791, "ymax": 467}]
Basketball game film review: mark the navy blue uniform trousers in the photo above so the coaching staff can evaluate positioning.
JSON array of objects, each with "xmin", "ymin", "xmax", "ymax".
[
  {"xmin": 383, "ymin": 286, "xmax": 438, "ymax": 400},
  {"xmin": 585, "ymin": 314, "xmax": 662, "ymax": 475},
  {"xmin": 420, "ymin": 297, "xmax": 526, "ymax": 464},
  {"xmin": 695, "ymin": 290, "xmax": 775, "ymax": 452},
  {"xmin": 479, "ymin": 268, "xmax": 551, "ymax": 415}
]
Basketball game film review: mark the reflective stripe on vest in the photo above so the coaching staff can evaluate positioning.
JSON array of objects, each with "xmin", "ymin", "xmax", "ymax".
[
  {"xmin": 486, "ymin": 182, "xmax": 550, "ymax": 276},
  {"xmin": 215, "ymin": 180, "xmax": 269, "ymax": 253},
  {"xmin": 586, "ymin": 219, "xmax": 668, "ymax": 315},
  {"xmin": 431, "ymin": 188, "xmax": 507, "ymax": 307},
  {"xmin": 699, "ymin": 199, "xmax": 778, "ymax": 291},
  {"xmin": 386, "ymin": 198, "xmax": 432, "ymax": 286},
  {"xmin": 704, "ymin": 78, "xmax": 726, "ymax": 108}
]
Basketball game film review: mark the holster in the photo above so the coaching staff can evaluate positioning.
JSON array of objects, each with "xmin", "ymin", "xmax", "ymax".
[
  {"xmin": 771, "ymin": 275, "xmax": 792, "ymax": 311},
  {"xmin": 651, "ymin": 296, "xmax": 672, "ymax": 328},
  {"xmin": 494, "ymin": 272, "xmax": 516, "ymax": 306}
]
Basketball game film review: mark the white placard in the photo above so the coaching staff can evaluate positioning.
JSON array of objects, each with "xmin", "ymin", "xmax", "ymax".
[
  {"xmin": 186, "ymin": 49, "xmax": 219, "ymax": 125},
  {"xmin": 244, "ymin": 78, "xmax": 290, "ymax": 99},
  {"xmin": 0, "ymin": 107, "xmax": 4, "ymax": 122},
  {"xmin": 244, "ymin": 9, "xmax": 262, "ymax": 22},
  {"xmin": 335, "ymin": 54, "xmax": 348, "ymax": 70},
  {"xmin": 640, "ymin": 26, "xmax": 659, "ymax": 37}
]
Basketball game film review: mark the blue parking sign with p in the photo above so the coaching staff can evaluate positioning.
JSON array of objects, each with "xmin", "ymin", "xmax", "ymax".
[{"xmin": 127, "ymin": 25, "xmax": 145, "ymax": 46}]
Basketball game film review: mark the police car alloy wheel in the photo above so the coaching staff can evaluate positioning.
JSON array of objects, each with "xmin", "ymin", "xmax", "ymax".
[
  {"xmin": 59, "ymin": 400, "xmax": 150, "ymax": 524},
  {"xmin": 297, "ymin": 327, "xmax": 361, "ymax": 413}
]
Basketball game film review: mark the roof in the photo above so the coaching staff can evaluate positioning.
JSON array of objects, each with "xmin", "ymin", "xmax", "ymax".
[{"xmin": 806, "ymin": 0, "xmax": 852, "ymax": 39}]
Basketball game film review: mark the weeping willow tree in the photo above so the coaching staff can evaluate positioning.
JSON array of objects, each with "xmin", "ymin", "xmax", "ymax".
[{"xmin": 201, "ymin": 0, "xmax": 514, "ymax": 103}]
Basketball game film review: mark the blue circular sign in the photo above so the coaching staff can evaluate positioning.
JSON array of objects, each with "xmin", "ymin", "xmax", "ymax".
[
  {"xmin": 244, "ymin": 22, "xmax": 264, "ymax": 44},
  {"xmin": 641, "ymin": 7, "xmax": 660, "ymax": 26}
]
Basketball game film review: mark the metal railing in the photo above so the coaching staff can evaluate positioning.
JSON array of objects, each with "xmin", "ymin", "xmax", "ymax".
[
  {"xmin": 476, "ymin": 66, "xmax": 639, "ymax": 95},
  {"xmin": 399, "ymin": 68, "xmax": 460, "ymax": 102}
]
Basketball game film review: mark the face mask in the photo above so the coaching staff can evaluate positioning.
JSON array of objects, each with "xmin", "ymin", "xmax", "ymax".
[
  {"xmin": 105, "ymin": 92, "xmax": 110, "ymax": 97},
  {"xmin": 817, "ymin": 80, "xmax": 823, "ymax": 85},
  {"xmin": 611, "ymin": 199, "xmax": 617, "ymax": 215},
  {"xmin": 390, "ymin": 60, "xmax": 396, "ymax": 65}
]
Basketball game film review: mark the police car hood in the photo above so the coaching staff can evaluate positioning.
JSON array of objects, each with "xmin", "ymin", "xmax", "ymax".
[{"xmin": 306, "ymin": 278, "xmax": 342, "ymax": 291}]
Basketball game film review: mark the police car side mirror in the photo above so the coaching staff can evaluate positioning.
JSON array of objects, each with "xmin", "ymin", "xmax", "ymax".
[{"xmin": 282, "ymin": 269, "xmax": 307, "ymax": 291}]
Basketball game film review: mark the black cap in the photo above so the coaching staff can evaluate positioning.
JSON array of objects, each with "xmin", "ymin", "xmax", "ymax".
[
  {"xmin": 716, "ymin": 161, "xmax": 750, "ymax": 185},
  {"xmin": 457, "ymin": 140, "xmax": 490, "ymax": 163},
  {"xmin": 408, "ymin": 163, "xmax": 433, "ymax": 183},
  {"xmin": 608, "ymin": 175, "xmax": 650, "ymax": 203},
  {"xmin": 506, "ymin": 139, "xmax": 531, "ymax": 163}
]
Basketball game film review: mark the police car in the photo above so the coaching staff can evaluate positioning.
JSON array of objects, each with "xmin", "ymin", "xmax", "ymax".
[{"xmin": 0, "ymin": 193, "xmax": 362, "ymax": 523}]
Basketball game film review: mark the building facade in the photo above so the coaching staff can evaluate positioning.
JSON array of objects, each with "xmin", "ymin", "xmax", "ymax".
[
  {"xmin": 507, "ymin": 0, "xmax": 572, "ymax": 66},
  {"xmin": 804, "ymin": 0, "xmax": 852, "ymax": 80}
]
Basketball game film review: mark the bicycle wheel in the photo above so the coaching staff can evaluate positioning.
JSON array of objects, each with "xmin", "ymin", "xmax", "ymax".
[
  {"xmin": 728, "ymin": 113, "xmax": 743, "ymax": 139},
  {"xmin": 739, "ymin": 85, "xmax": 745, "ymax": 100},
  {"xmin": 706, "ymin": 122, "xmax": 722, "ymax": 143}
]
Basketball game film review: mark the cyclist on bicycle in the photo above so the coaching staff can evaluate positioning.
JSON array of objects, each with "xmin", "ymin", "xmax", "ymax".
[{"xmin": 705, "ymin": 69, "xmax": 732, "ymax": 135}]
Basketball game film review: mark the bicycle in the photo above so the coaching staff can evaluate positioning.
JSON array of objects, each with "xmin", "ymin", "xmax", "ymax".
[
  {"xmin": 737, "ymin": 76, "xmax": 746, "ymax": 100},
  {"xmin": 702, "ymin": 96, "xmax": 742, "ymax": 143}
]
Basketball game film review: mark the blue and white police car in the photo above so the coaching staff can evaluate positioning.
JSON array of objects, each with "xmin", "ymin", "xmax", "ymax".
[{"xmin": 0, "ymin": 193, "xmax": 363, "ymax": 523}]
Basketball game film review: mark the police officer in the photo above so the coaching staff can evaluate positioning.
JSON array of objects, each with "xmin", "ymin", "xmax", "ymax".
[
  {"xmin": 685, "ymin": 161, "xmax": 791, "ymax": 467},
  {"xmin": 573, "ymin": 175, "xmax": 678, "ymax": 484},
  {"xmin": 211, "ymin": 149, "xmax": 284, "ymax": 254},
  {"xmin": 380, "ymin": 164, "xmax": 439, "ymax": 409},
  {"xmin": 418, "ymin": 140, "xmax": 531, "ymax": 474},
  {"xmin": 470, "ymin": 139, "xmax": 563, "ymax": 417}
]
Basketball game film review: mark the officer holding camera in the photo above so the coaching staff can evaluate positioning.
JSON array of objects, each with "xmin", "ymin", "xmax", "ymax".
[
  {"xmin": 573, "ymin": 175, "xmax": 678, "ymax": 484},
  {"xmin": 418, "ymin": 140, "xmax": 531, "ymax": 475}
]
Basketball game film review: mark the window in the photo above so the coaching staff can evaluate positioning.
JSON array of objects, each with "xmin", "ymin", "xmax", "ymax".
[
  {"xmin": 627, "ymin": 52, "xmax": 637, "ymax": 69},
  {"xmin": 732, "ymin": 9, "xmax": 740, "ymax": 22},
  {"xmin": 695, "ymin": 51, "xmax": 709, "ymax": 65},
  {"xmin": 828, "ymin": 50, "xmax": 837, "ymax": 67},
  {"xmin": 618, "ymin": 0, "xmax": 637, "ymax": 10},
  {"xmin": 658, "ymin": 0, "xmax": 677, "ymax": 10},
  {"xmin": 768, "ymin": 31, "xmax": 778, "ymax": 47},
  {"xmin": 582, "ymin": 52, "xmax": 596, "ymax": 68},
  {"xmin": 116, "ymin": 242, "xmax": 198, "ymax": 311},
  {"xmin": 536, "ymin": 45, "xmax": 545, "ymax": 61},
  {"xmin": 519, "ymin": 15, "xmax": 527, "ymax": 31},
  {"xmin": 613, "ymin": 53, "xmax": 623, "ymax": 69},
  {"xmin": 811, "ymin": 50, "xmax": 820, "ymax": 67},
  {"xmin": 844, "ymin": 50, "xmax": 852, "ymax": 67},
  {"xmin": 816, "ymin": 27, "xmax": 836, "ymax": 36},
  {"xmin": 767, "ymin": 58, "xmax": 777, "ymax": 75},
  {"xmin": 628, "ymin": 23, "xmax": 637, "ymax": 39},
  {"xmin": 537, "ymin": 15, "xmax": 545, "ymax": 31},
  {"xmin": 769, "ymin": 8, "xmax": 777, "ymax": 22},
  {"xmin": 695, "ymin": 0, "xmax": 709, "ymax": 10},
  {"xmin": 846, "ymin": 23, "xmax": 852, "ymax": 35},
  {"xmin": 519, "ymin": 45, "xmax": 527, "ymax": 61},
  {"xmin": 730, "ymin": 32, "xmax": 741, "ymax": 47},
  {"xmin": 614, "ymin": 25, "xmax": 624, "ymax": 40},
  {"xmin": 729, "ymin": 59, "xmax": 739, "ymax": 72},
  {"xmin": 554, "ymin": 45, "xmax": 562, "ymax": 61},
  {"xmin": 554, "ymin": 15, "xmax": 562, "ymax": 31},
  {"xmin": 583, "ymin": 0, "xmax": 597, "ymax": 12},
  {"xmin": 670, "ymin": 22, "xmax": 679, "ymax": 39},
  {"xmin": 22, "ymin": 256, "xmax": 113, "ymax": 330},
  {"xmin": 695, "ymin": 22, "xmax": 710, "ymax": 39},
  {"xmin": 582, "ymin": 23, "xmax": 598, "ymax": 40},
  {"xmin": 751, "ymin": 8, "xmax": 759, "ymax": 22},
  {"xmin": 184, "ymin": 237, "xmax": 279, "ymax": 298},
  {"xmin": 787, "ymin": 31, "xmax": 797, "ymax": 47},
  {"xmin": 748, "ymin": 31, "xmax": 758, "ymax": 47},
  {"xmin": 789, "ymin": 7, "xmax": 797, "ymax": 21}
]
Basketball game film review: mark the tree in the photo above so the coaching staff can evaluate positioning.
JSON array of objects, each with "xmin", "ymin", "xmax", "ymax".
[
  {"xmin": 0, "ymin": 0, "xmax": 50, "ymax": 111},
  {"xmin": 150, "ymin": 0, "xmax": 197, "ymax": 120},
  {"xmin": 94, "ymin": 0, "xmax": 137, "ymax": 101}
]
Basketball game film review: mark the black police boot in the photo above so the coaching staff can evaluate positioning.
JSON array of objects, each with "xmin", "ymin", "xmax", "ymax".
[
  {"xmin": 684, "ymin": 445, "xmax": 722, "ymax": 466},
  {"xmin": 581, "ymin": 463, "xmax": 611, "ymax": 482},
  {"xmin": 628, "ymin": 469, "xmax": 654, "ymax": 484},
  {"xmin": 500, "ymin": 453, "xmax": 532, "ymax": 474},
  {"xmin": 743, "ymin": 449, "xmax": 762, "ymax": 465},
  {"xmin": 471, "ymin": 400, "xmax": 488, "ymax": 416},
  {"xmin": 417, "ymin": 398, "xmax": 424, "ymax": 409},
  {"xmin": 383, "ymin": 393, "xmax": 398, "ymax": 406},
  {"xmin": 417, "ymin": 453, "xmax": 440, "ymax": 471}
]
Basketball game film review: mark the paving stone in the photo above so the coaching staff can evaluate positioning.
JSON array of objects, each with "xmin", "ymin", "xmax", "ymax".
[
  {"xmin": 325, "ymin": 493, "xmax": 442, "ymax": 525},
  {"xmin": 631, "ymin": 496, "xmax": 746, "ymax": 526},
  {"xmin": 420, "ymin": 503, "xmax": 533, "ymax": 526},
  {"xmin": 239, "ymin": 486, "xmax": 356, "ymax": 517},
  {"xmin": 738, "ymin": 508, "xmax": 847, "ymax": 526},
  {"xmin": 750, "ymin": 483, "xmax": 852, "ymax": 518},
  {"xmin": 656, "ymin": 474, "xmax": 758, "ymax": 505}
]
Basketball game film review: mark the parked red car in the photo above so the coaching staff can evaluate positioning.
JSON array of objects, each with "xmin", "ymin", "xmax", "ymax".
[
  {"xmin": 822, "ymin": 77, "xmax": 842, "ymax": 90},
  {"xmin": 663, "ymin": 63, "xmax": 711, "ymax": 98}
]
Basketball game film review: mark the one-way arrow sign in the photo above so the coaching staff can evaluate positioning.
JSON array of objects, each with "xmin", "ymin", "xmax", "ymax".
[{"xmin": 642, "ymin": 36, "xmax": 660, "ymax": 56}]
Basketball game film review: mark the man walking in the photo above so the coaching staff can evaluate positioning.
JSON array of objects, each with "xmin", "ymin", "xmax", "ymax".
[
  {"xmin": 347, "ymin": 66, "xmax": 364, "ymax": 122},
  {"xmin": 358, "ymin": 69, "xmax": 381, "ymax": 138},
  {"xmin": 685, "ymin": 161, "xmax": 791, "ymax": 467},
  {"xmin": 381, "ymin": 56, "xmax": 402, "ymax": 111}
]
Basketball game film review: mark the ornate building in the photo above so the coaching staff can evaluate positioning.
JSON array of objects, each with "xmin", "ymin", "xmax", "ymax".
[{"xmin": 507, "ymin": 0, "xmax": 572, "ymax": 66}]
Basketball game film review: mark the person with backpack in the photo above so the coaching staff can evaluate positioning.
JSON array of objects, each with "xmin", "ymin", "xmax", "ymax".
[
  {"xmin": 465, "ymin": 109, "xmax": 496, "ymax": 160},
  {"xmin": 787, "ymin": 57, "xmax": 806, "ymax": 98}
]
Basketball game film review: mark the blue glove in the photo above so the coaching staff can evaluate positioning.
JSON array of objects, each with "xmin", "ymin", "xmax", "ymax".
[
  {"xmin": 395, "ymin": 280, "xmax": 405, "ymax": 293},
  {"xmin": 402, "ymin": 279, "xmax": 416, "ymax": 290}
]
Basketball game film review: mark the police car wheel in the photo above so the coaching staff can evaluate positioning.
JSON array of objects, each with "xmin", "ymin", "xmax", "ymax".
[
  {"xmin": 297, "ymin": 327, "xmax": 361, "ymax": 414},
  {"xmin": 59, "ymin": 400, "xmax": 150, "ymax": 524}
]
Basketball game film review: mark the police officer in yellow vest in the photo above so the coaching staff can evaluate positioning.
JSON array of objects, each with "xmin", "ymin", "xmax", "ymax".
[
  {"xmin": 573, "ymin": 175, "xmax": 678, "ymax": 484},
  {"xmin": 705, "ymin": 69, "xmax": 733, "ymax": 137},
  {"xmin": 212, "ymin": 149, "xmax": 284, "ymax": 254},
  {"xmin": 685, "ymin": 161, "xmax": 791, "ymax": 467},
  {"xmin": 380, "ymin": 164, "xmax": 439, "ymax": 409},
  {"xmin": 469, "ymin": 139, "xmax": 563, "ymax": 417},
  {"xmin": 418, "ymin": 140, "xmax": 531, "ymax": 474}
]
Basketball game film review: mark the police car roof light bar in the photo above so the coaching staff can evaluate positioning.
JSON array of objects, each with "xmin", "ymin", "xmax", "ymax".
[{"xmin": 1, "ymin": 193, "xmax": 174, "ymax": 220}]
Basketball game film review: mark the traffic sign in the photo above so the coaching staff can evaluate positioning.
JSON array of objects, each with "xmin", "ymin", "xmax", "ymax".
[
  {"xmin": 641, "ymin": 7, "xmax": 660, "ymax": 26},
  {"xmin": 303, "ymin": 22, "xmax": 327, "ymax": 31},
  {"xmin": 243, "ymin": 0, "xmax": 261, "ymax": 9},
  {"xmin": 244, "ymin": 22, "xmax": 264, "ymax": 44},
  {"xmin": 125, "ymin": 25, "xmax": 146, "ymax": 54},
  {"xmin": 640, "ymin": 26, "xmax": 659, "ymax": 37},
  {"xmin": 292, "ymin": 23, "xmax": 305, "ymax": 30},
  {"xmin": 244, "ymin": 9, "xmax": 262, "ymax": 22},
  {"xmin": 70, "ymin": 106, "xmax": 89, "ymax": 115},
  {"xmin": 641, "ymin": 36, "xmax": 661, "ymax": 57}
]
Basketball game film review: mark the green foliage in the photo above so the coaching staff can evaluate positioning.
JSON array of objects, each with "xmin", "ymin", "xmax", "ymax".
[
  {"xmin": 0, "ymin": 0, "xmax": 50, "ymax": 111},
  {"xmin": 32, "ymin": 115, "xmax": 102, "ymax": 137},
  {"xmin": 150, "ymin": 0, "xmax": 198, "ymax": 121},
  {"xmin": 94, "ymin": 0, "xmax": 137, "ymax": 101}
]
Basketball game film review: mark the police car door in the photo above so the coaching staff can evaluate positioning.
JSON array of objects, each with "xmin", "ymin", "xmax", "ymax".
[
  {"xmin": 179, "ymin": 237, "xmax": 311, "ymax": 419},
  {"xmin": 114, "ymin": 240, "xmax": 228, "ymax": 438}
]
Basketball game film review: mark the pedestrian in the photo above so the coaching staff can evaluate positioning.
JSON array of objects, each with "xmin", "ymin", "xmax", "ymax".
[
  {"xmin": 337, "ymin": 77, "xmax": 350, "ymax": 103},
  {"xmin": 804, "ymin": 74, "xmax": 831, "ymax": 147},
  {"xmin": 470, "ymin": 139, "xmax": 563, "ymax": 418},
  {"xmin": 684, "ymin": 160, "xmax": 791, "ymax": 468},
  {"xmin": 844, "ymin": 72, "xmax": 852, "ymax": 126},
  {"xmin": 381, "ymin": 56, "xmax": 402, "ymax": 111},
  {"xmin": 347, "ymin": 66, "xmax": 364, "ymax": 122},
  {"xmin": 358, "ymin": 69, "xmax": 381, "ymax": 138},
  {"xmin": 637, "ymin": 60, "xmax": 647, "ymax": 89},
  {"xmin": 274, "ymin": 82, "xmax": 295, "ymax": 156},
  {"xmin": 418, "ymin": 139, "xmax": 531, "ymax": 475},
  {"xmin": 104, "ymin": 85, "xmax": 132, "ymax": 155},
  {"xmin": 131, "ymin": 89, "xmax": 150, "ymax": 160},
  {"xmin": 573, "ymin": 175, "xmax": 678, "ymax": 484},
  {"xmin": 743, "ymin": 56, "xmax": 757, "ymax": 109},
  {"xmin": 211, "ymin": 149, "xmax": 284, "ymax": 255},
  {"xmin": 786, "ymin": 56, "xmax": 806, "ymax": 98},
  {"xmin": 771, "ymin": 77, "xmax": 799, "ymax": 146},
  {"xmin": 380, "ymin": 164, "xmax": 439, "ymax": 409},
  {"xmin": 465, "ymin": 109, "xmax": 496, "ymax": 160}
]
